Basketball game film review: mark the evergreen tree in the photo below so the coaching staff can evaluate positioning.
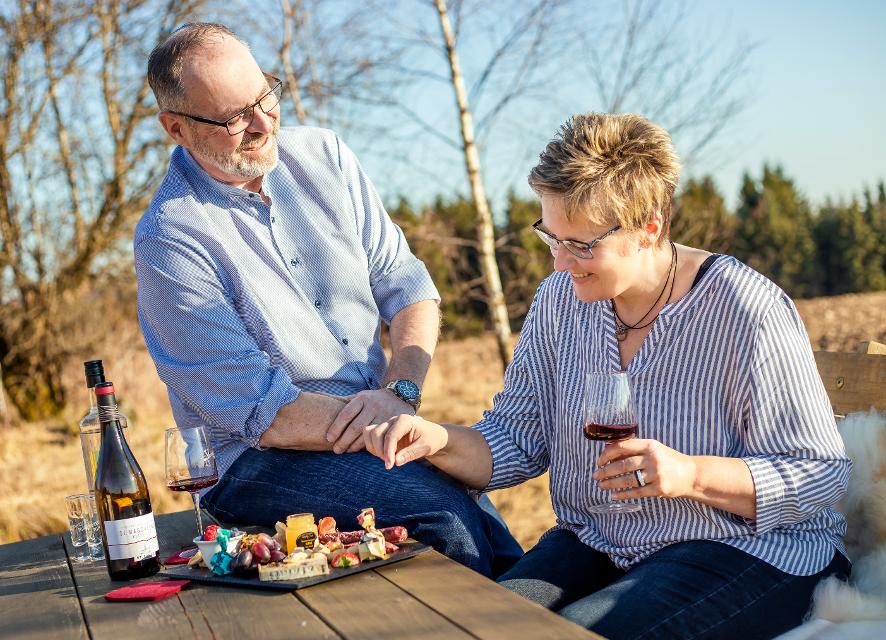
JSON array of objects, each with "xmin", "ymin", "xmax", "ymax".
[
  {"xmin": 734, "ymin": 165, "xmax": 819, "ymax": 297},
  {"xmin": 498, "ymin": 191, "xmax": 549, "ymax": 326},
  {"xmin": 672, "ymin": 176, "xmax": 734, "ymax": 253},
  {"xmin": 814, "ymin": 198, "xmax": 886, "ymax": 294},
  {"xmin": 863, "ymin": 181, "xmax": 886, "ymax": 275}
]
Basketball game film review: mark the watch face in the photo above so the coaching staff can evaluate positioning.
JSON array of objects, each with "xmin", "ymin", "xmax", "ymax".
[{"xmin": 395, "ymin": 379, "xmax": 420, "ymax": 401}]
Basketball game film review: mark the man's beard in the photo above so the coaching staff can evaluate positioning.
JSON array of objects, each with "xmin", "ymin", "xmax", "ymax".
[{"xmin": 190, "ymin": 120, "xmax": 280, "ymax": 180}]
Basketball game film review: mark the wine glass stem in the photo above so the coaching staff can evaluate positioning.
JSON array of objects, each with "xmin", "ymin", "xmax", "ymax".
[{"xmin": 191, "ymin": 492, "xmax": 203, "ymax": 536}]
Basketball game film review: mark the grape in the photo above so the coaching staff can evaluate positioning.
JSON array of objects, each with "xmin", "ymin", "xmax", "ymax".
[
  {"xmin": 256, "ymin": 533, "xmax": 275, "ymax": 548},
  {"xmin": 233, "ymin": 549, "xmax": 253, "ymax": 572},
  {"xmin": 269, "ymin": 550, "xmax": 286, "ymax": 563},
  {"xmin": 251, "ymin": 542, "xmax": 271, "ymax": 564}
]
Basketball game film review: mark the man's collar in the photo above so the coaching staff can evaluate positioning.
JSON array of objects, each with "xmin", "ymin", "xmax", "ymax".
[{"xmin": 177, "ymin": 146, "xmax": 269, "ymax": 201}]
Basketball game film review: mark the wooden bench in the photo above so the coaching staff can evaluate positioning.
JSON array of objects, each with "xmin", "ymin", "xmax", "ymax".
[{"xmin": 814, "ymin": 341, "xmax": 885, "ymax": 417}]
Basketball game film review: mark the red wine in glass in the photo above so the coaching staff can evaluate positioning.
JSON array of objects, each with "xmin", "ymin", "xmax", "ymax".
[
  {"xmin": 167, "ymin": 475, "xmax": 219, "ymax": 493},
  {"xmin": 584, "ymin": 422, "xmax": 638, "ymax": 441},
  {"xmin": 585, "ymin": 372, "xmax": 641, "ymax": 514},
  {"xmin": 165, "ymin": 424, "xmax": 218, "ymax": 538}
]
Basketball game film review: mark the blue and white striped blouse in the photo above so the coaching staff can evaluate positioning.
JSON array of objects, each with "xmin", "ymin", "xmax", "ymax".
[{"xmin": 476, "ymin": 256, "xmax": 849, "ymax": 575}]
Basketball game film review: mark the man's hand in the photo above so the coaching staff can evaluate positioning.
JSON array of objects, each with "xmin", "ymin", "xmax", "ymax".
[{"xmin": 325, "ymin": 389, "xmax": 415, "ymax": 454}]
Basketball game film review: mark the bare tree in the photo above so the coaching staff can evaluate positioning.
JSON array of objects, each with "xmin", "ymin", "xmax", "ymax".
[
  {"xmin": 360, "ymin": 0, "xmax": 567, "ymax": 369},
  {"xmin": 0, "ymin": 0, "xmax": 206, "ymax": 420},
  {"xmin": 252, "ymin": 0, "xmax": 409, "ymax": 135},
  {"xmin": 433, "ymin": 0, "xmax": 515, "ymax": 367},
  {"xmin": 278, "ymin": 0, "xmax": 308, "ymax": 124},
  {"xmin": 580, "ymin": 0, "xmax": 752, "ymax": 165}
]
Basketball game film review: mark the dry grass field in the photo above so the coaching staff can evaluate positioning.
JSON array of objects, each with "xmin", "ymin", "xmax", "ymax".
[{"xmin": 1, "ymin": 290, "xmax": 884, "ymax": 548}]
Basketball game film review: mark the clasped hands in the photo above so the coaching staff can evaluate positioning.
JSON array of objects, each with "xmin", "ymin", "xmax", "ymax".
[
  {"xmin": 326, "ymin": 395, "xmax": 447, "ymax": 468},
  {"xmin": 324, "ymin": 389, "xmax": 417, "ymax": 454}
]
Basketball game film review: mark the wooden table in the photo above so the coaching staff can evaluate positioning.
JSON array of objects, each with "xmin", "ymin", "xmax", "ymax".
[{"xmin": 0, "ymin": 510, "xmax": 602, "ymax": 639}]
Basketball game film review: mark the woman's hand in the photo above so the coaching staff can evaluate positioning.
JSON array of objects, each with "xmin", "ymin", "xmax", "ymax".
[
  {"xmin": 364, "ymin": 414, "xmax": 449, "ymax": 469},
  {"xmin": 592, "ymin": 438, "xmax": 698, "ymax": 501}
]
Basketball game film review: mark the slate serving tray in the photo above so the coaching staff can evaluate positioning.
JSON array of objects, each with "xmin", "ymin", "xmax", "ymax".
[{"xmin": 158, "ymin": 540, "xmax": 431, "ymax": 590}]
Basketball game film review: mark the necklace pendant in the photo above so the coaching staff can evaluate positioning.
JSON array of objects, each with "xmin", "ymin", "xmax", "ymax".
[{"xmin": 615, "ymin": 323, "xmax": 629, "ymax": 341}]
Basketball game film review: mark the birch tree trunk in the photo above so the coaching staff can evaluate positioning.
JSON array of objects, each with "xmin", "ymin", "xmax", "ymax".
[
  {"xmin": 278, "ymin": 0, "xmax": 308, "ymax": 124},
  {"xmin": 433, "ymin": 0, "xmax": 513, "ymax": 368}
]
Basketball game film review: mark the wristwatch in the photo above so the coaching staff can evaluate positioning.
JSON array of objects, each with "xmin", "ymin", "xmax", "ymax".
[{"xmin": 385, "ymin": 379, "xmax": 422, "ymax": 412}]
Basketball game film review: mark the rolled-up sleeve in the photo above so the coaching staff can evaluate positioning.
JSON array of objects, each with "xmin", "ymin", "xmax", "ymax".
[
  {"xmin": 741, "ymin": 295, "xmax": 851, "ymax": 534},
  {"xmin": 475, "ymin": 283, "xmax": 554, "ymax": 490},
  {"xmin": 135, "ymin": 232, "xmax": 300, "ymax": 448},
  {"xmin": 335, "ymin": 135, "xmax": 439, "ymax": 323}
]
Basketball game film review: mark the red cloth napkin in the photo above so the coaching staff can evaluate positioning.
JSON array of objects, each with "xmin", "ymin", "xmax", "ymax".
[
  {"xmin": 105, "ymin": 579, "xmax": 191, "ymax": 602},
  {"xmin": 163, "ymin": 547, "xmax": 196, "ymax": 565}
]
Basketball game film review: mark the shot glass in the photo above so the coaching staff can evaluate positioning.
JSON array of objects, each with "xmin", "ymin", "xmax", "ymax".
[
  {"xmin": 64, "ymin": 494, "xmax": 91, "ymax": 562},
  {"xmin": 84, "ymin": 496, "xmax": 105, "ymax": 560}
]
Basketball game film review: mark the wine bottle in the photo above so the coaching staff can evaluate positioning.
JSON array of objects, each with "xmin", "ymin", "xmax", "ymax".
[
  {"xmin": 93, "ymin": 381, "xmax": 160, "ymax": 580},
  {"xmin": 79, "ymin": 360, "xmax": 128, "ymax": 496}
]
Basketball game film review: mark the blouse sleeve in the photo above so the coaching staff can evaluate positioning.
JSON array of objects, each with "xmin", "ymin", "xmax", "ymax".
[
  {"xmin": 740, "ymin": 294, "xmax": 850, "ymax": 534},
  {"xmin": 474, "ymin": 279, "xmax": 558, "ymax": 490}
]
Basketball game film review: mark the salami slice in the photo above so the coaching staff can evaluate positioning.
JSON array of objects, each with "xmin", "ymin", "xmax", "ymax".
[{"xmin": 336, "ymin": 526, "xmax": 408, "ymax": 545}]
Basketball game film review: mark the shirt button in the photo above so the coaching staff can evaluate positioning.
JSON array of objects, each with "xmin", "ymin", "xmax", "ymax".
[
  {"xmin": 271, "ymin": 216, "xmax": 276, "ymax": 223},
  {"xmin": 315, "ymin": 299, "xmax": 322, "ymax": 308},
  {"xmin": 342, "ymin": 338, "xmax": 349, "ymax": 345},
  {"xmin": 290, "ymin": 258, "xmax": 299, "ymax": 267}
]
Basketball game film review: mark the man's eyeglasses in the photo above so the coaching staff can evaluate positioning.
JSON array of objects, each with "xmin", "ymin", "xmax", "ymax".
[
  {"xmin": 166, "ymin": 73, "xmax": 284, "ymax": 136},
  {"xmin": 532, "ymin": 219, "xmax": 620, "ymax": 259}
]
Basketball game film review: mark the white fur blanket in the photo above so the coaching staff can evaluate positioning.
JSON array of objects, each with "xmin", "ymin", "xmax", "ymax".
[{"xmin": 776, "ymin": 410, "xmax": 886, "ymax": 639}]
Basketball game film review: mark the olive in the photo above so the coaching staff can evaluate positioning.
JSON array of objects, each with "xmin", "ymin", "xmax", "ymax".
[{"xmin": 233, "ymin": 549, "xmax": 253, "ymax": 572}]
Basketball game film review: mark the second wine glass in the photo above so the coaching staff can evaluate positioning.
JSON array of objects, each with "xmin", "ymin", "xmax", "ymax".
[
  {"xmin": 584, "ymin": 371, "xmax": 641, "ymax": 514},
  {"xmin": 165, "ymin": 424, "xmax": 219, "ymax": 537}
]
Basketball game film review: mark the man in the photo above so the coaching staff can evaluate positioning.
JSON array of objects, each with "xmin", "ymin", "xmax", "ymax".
[{"xmin": 135, "ymin": 22, "xmax": 520, "ymax": 577}]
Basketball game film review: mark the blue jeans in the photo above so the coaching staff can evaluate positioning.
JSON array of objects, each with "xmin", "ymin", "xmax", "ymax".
[
  {"xmin": 497, "ymin": 528, "xmax": 850, "ymax": 640},
  {"xmin": 202, "ymin": 448, "xmax": 522, "ymax": 577}
]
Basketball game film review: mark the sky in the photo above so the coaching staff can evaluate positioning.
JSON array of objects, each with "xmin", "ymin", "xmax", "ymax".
[
  {"xmin": 684, "ymin": 0, "xmax": 886, "ymax": 208},
  {"xmin": 338, "ymin": 0, "xmax": 886, "ymax": 213}
]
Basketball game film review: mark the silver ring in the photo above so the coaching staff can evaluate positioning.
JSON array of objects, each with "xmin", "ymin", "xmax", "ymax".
[{"xmin": 634, "ymin": 469, "xmax": 647, "ymax": 487}]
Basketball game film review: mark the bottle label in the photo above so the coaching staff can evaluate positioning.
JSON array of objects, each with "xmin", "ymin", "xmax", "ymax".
[{"xmin": 103, "ymin": 512, "xmax": 159, "ymax": 561}]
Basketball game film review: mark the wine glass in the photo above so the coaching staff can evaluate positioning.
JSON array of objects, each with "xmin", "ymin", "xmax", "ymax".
[
  {"xmin": 584, "ymin": 371, "xmax": 641, "ymax": 514},
  {"xmin": 165, "ymin": 425, "xmax": 219, "ymax": 538}
]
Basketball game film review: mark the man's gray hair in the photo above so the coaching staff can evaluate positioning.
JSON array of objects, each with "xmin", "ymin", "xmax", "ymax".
[{"xmin": 147, "ymin": 23, "xmax": 247, "ymax": 111}]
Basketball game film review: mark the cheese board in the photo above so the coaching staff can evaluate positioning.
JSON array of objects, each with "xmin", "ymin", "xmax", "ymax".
[{"xmin": 158, "ymin": 539, "xmax": 431, "ymax": 590}]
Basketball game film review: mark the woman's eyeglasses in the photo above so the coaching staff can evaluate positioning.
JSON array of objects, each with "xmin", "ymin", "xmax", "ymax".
[{"xmin": 532, "ymin": 220, "xmax": 620, "ymax": 259}]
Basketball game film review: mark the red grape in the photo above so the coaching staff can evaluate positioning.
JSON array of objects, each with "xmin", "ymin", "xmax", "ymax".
[
  {"xmin": 251, "ymin": 542, "xmax": 271, "ymax": 564},
  {"xmin": 269, "ymin": 550, "xmax": 286, "ymax": 563},
  {"xmin": 256, "ymin": 533, "xmax": 274, "ymax": 548}
]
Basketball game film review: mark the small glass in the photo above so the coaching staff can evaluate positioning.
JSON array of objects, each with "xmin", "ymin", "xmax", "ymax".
[
  {"xmin": 165, "ymin": 425, "xmax": 219, "ymax": 538},
  {"xmin": 64, "ymin": 494, "xmax": 92, "ymax": 562},
  {"xmin": 584, "ymin": 371, "xmax": 641, "ymax": 514},
  {"xmin": 84, "ymin": 495, "xmax": 104, "ymax": 560}
]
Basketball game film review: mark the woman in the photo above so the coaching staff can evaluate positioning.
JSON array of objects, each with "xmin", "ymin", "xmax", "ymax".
[{"xmin": 364, "ymin": 113, "xmax": 850, "ymax": 639}]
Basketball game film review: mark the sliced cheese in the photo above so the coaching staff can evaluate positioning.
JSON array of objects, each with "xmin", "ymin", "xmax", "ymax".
[
  {"xmin": 258, "ymin": 554, "xmax": 329, "ymax": 582},
  {"xmin": 362, "ymin": 531, "xmax": 387, "ymax": 560}
]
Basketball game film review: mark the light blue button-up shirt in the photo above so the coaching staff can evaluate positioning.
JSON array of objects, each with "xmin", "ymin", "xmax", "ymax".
[{"xmin": 134, "ymin": 127, "xmax": 440, "ymax": 482}]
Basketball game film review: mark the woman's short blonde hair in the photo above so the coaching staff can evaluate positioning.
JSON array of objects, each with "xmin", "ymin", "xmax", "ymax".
[{"xmin": 528, "ymin": 113, "xmax": 680, "ymax": 242}]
